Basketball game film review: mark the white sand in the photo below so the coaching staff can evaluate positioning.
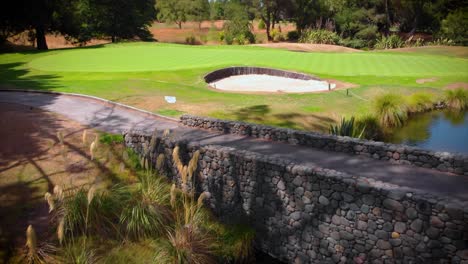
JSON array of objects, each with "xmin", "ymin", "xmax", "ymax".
[{"xmin": 210, "ymin": 74, "xmax": 335, "ymax": 93}]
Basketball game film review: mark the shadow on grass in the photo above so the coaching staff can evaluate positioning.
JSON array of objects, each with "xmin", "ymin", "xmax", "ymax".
[{"xmin": 232, "ymin": 104, "xmax": 335, "ymax": 132}]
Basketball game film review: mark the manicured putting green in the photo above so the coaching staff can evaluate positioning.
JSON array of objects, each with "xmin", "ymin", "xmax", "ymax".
[{"xmin": 29, "ymin": 43, "xmax": 468, "ymax": 77}]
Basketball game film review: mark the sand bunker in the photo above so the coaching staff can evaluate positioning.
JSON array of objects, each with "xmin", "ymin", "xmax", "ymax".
[{"xmin": 210, "ymin": 74, "xmax": 335, "ymax": 93}]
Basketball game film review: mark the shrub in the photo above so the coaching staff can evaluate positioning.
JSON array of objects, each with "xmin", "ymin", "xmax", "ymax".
[
  {"xmin": 286, "ymin": 30, "xmax": 299, "ymax": 41},
  {"xmin": 222, "ymin": 20, "xmax": 255, "ymax": 45},
  {"xmin": 440, "ymin": 8, "xmax": 468, "ymax": 46},
  {"xmin": 99, "ymin": 133, "xmax": 124, "ymax": 145},
  {"xmin": 429, "ymin": 38, "xmax": 454, "ymax": 46},
  {"xmin": 329, "ymin": 117, "xmax": 366, "ymax": 139},
  {"xmin": 374, "ymin": 34, "xmax": 405, "ymax": 49},
  {"xmin": 355, "ymin": 26, "xmax": 378, "ymax": 42},
  {"xmin": 339, "ymin": 38, "xmax": 367, "ymax": 49},
  {"xmin": 406, "ymin": 37, "xmax": 425, "ymax": 47},
  {"xmin": 299, "ymin": 29, "xmax": 340, "ymax": 45},
  {"xmin": 271, "ymin": 29, "xmax": 284, "ymax": 42},
  {"xmin": 185, "ymin": 35, "xmax": 197, "ymax": 45},
  {"xmin": 257, "ymin": 20, "xmax": 266, "ymax": 30},
  {"xmin": 444, "ymin": 88, "xmax": 468, "ymax": 110},
  {"xmin": 408, "ymin": 93, "xmax": 435, "ymax": 113},
  {"xmin": 374, "ymin": 94, "xmax": 408, "ymax": 127}
]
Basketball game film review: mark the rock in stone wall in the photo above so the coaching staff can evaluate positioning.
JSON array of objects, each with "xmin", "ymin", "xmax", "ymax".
[
  {"xmin": 180, "ymin": 115, "xmax": 468, "ymax": 176},
  {"xmin": 124, "ymin": 131, "xmax": 468, "ymax": 264}
]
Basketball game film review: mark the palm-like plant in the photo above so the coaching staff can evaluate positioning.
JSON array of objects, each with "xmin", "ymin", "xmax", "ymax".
[{"xmin": 329, "ymin": 117, "xmax": 366, "ymax": 139}]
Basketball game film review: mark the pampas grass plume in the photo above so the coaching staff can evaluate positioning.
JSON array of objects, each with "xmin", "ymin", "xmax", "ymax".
[
  {"xmin": 82, "ymin": 129, "xmax": 87, "ymax": 145},
  {"xmin": 57, "ymin": 218, "xmax": 65, "ymax": 244},
  {"xmin": 26, "ymin": 225, "xmax": 37, "ymax": 255},
  {"xmin": 44, "ymin": 192, "xmax": 55, "ymax": 213},
  {"xmin": 170, "ymin": 184, "xmax": 177, "ymax": 208},
  {"xmin": 87, "ymin": 185, "xmax": 96, "ymax": 206}
]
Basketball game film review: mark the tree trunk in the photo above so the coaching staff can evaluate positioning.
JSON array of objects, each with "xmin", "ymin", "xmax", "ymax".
[
  {"xmin": 35, "ymin": 26, "xmax": 48, "ymax": 50},
  {"xmin": 265, "ymin": 20, "xmax": 272, "ymax": 41},
  {"xmin": 385, "ymin": 0, "xmax": 392, "ymax": 33},
  {"xmin": 177, "ymin": 22, "xmax": 182, "ymax": 29},
  {"xmin": 111, "ymin": 35, "xmax": 116, "ymax": 43}
]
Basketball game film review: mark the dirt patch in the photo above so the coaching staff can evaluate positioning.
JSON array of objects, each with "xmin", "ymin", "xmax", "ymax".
[
  {"xmin": 7, "ymin": 32, "xmax": 109, "ymax": 50},
  {"xmin": 251, "ymin": 43, "xmax": 361, "ymax": 53},
  {"xmin": 445, "ymin": 82, "xmax": 468, "ymax": 89},
  {"xmin": 416, "ymin": 77, "xmax": 438, "ymax": 84},
  {"xmin": 324, "ymin": 79, "xmax": 358, "ymax": 89},
  {"xmin": 0, "ymin": 102, "xmax": 118, "ymax": 259}
]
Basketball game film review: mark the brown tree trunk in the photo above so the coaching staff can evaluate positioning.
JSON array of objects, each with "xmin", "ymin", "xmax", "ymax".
[
  {"xmin": 177, "ymin": 22, "xmax": 182, "ymax": 29},
  {"xmin": 35, "ymin": 26, "xmax": 48, "ymax": 50}
]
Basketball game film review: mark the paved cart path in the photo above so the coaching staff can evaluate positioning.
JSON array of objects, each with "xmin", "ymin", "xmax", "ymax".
[{"xmin": 1, "ymin": 91, "xmax": 467, "ymax": 201}]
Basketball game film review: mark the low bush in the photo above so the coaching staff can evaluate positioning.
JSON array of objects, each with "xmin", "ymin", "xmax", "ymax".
[
  {"xmin": 299, "ymin": 29, "xmax": 340, "ymax": 45},
  {"xmin": 374, "ymin": 34, "xmax": 405, "ymax": 49},
  {"xmin": 429, "ymin": 38, "xmax": 454, "ymax": 46},
  {"xmin": 445, "ymin": 88, "xmax": 468, "ymax": 110},
  {"xmin": 222, "ymin": 20, "xmax": 255, "ymax": 45},
  {"xmin": 408, "ymin": 93, "xmax": 435, "ymax": 113},
  {"xmin": 339, "ymin": 38, "xmax": 367, "ymax": 49},
  {"xmin": 271, "ymin": 29, "xmax": 284, "ymax": 42},
  {"xmin": 287, "ymin": 30, "xmax": 299, "ymax": 41},
  {"xmin": 185, "ymin": 35, "xmax": 197, "ymax": 45},
  {"xmin": 374, "ymin": 93, "xmax": 408, "ymax": 127}
]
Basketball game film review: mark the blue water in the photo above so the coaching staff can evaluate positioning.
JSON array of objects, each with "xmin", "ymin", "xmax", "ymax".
[{"xmin": 386, "ymin": 110, "xmax": 468, "ymax": 154}]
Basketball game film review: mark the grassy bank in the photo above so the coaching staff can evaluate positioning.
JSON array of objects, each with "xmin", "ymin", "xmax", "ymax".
[{"xmin": 1, "ymin": 43, "xmax": 467, "ymax": 131}]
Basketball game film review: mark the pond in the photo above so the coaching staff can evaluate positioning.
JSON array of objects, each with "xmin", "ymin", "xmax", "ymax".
[{"xmin": 385, "ymin": 110, "xmax": 468, "ymax": 154}]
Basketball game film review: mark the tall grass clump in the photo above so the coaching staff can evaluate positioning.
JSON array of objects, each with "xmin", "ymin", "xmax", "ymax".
[
  {"xmin": 355, "ymin": 115, "xmax": 382, "ymax": 140},
  {"xmin": 152, "ymin": 147, "xmax": 217, "ymax": 263},
  {"xmin": 120, "ymin": 173, "xmax": 172, "ymax": 240},
  {"xmin": 444, "ymin": 88, "xmax": 468, "ymax": 110},
  {"xmin": 374, "ymin": 34, "xmax": 405, "ymax": 49},
  {"xmin": 374, "ymin": 94, "xmax": 408, "ymax": 127},
  {"xmin": 407, "ymin": 92, "xmax": 435, "ymax": 113}
]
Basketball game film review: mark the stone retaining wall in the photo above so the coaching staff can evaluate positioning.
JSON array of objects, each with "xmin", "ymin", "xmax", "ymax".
[
  {"xmin": 180, "ymin": 115, "xmax": 468, "ymax": 176},
  {"xmin": 124, "ymin": 131, "xmax": 468, "ymax": 264},
  {"xmin": 204, "ymin": 66, "xmax": 319, "ymax": 83}
]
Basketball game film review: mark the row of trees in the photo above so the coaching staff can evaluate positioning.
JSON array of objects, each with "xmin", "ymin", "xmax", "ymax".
[
  {"xmin": 1, "ymin": 0, "xmax": 466, "ymax": 49},
  {"xmin": 1, "ymin": 0, "xmax": 156, "ymax": 50},
  {"xmin": 205, "ymin": 0, "xmax": 466, "ymax": 44}
]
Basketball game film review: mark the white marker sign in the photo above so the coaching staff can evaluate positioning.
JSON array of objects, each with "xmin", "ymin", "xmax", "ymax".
[{"xmin": 164, "ymin": 96, "xmax": 176, "ymax": 104}]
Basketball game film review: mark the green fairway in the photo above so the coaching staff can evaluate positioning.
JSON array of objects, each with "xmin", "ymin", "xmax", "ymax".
[
  {"xmin": 1, "ymin": 42, "xmax": 467, "ymax": 131},
  {"xmin": 29, "ymin": 43, "xmax": 467, "ymax": 77}
]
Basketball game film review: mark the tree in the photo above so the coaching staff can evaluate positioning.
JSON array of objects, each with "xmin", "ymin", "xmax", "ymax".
[
  {"xmin": 440, "ymin": 8, "xmax": 468, "ymax": 45},
  {"xmin": 250, "ymin": 0, "xmax": 291, "ymax": 41},
  {"xmin": 93, "ymin": 0, "xmax": 156, "ymax": 42},
  {"xmin": 222, "ymin": 1, "xmax": 255, "ymax": 44},
  {"xmin": 189, "ymin": 0, "xmax": 211, "ymax": 29},
  {"xmin": 1, "ymin": 0, "xmax": 156, "ymax": 49},
  {"xmin": 292, "ymin": 0, "xmax": 327, "ymax": 33},
  {"xmin": 156, "ymin": 0, "xmax": 190, "ymax": 29}
]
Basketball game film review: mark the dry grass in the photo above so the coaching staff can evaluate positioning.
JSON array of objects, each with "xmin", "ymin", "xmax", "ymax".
[{"xmin": 0, "ymin": 103, "xmax": 132, "ymax": 261}]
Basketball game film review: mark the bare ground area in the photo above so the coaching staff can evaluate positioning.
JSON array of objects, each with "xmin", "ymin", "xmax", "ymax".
[
  {"xmin": 7, "ymin": 33, "xmax": 109, "ymax": 50},
  {"xmin": 416, "ymin": 77, "xmax": 438, "ymax": 84},
  {"xmin": 445, "ymin": 82, "xmax": 468, "ymax": 89},
  {"xmin": 0, "ymin": 103, "xmax": 123, "ymax": 262},
  {"xmin": 251, "ymin": 43, "xmax": 361, "ymax": 53}
]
